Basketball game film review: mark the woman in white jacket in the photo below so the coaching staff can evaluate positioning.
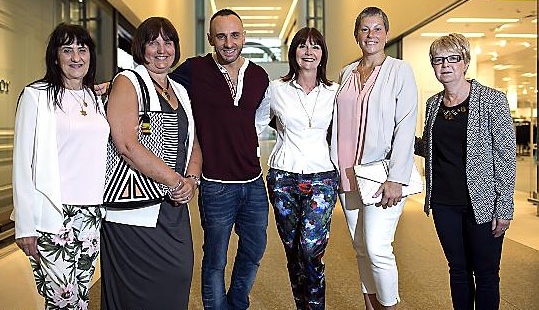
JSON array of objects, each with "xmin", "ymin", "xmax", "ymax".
[
  {"xmin": 330, "ymin": 7, "xmax": 418, "ymax": 310},
  {"xmin": 12, "ymin": 23, "xmax": 109, "ymax": 309}
]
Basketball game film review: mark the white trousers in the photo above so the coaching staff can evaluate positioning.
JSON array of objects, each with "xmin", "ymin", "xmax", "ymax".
[{"xmin": 339, "ymin": 191, "xmax": 404, "ymax": 306}]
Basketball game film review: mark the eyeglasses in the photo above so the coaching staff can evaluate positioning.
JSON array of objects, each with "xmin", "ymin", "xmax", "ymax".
[{"xmin": 430, "ymin": 55, "xmax": 462, "ymax": 65}]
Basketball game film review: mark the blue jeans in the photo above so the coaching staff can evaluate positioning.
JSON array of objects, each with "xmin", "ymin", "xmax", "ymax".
[
  {"xmin": 199, "ymin": 176, "xmax": 269, "ymax": 310},
  {"xmin": 432, "ymin": 203, "xmax": 504, "ymax": 310}
]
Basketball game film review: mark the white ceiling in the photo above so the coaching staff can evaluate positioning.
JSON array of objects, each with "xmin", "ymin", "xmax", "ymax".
[
  {"xmin": 213, "ymin": 0, "xmax": 537, "ymax": 104},
  {"xmin": 411, "ymin": 0, "xmax": 537, "ymax": 104}
]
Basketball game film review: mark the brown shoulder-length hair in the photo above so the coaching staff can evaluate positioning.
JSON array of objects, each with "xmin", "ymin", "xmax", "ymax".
[
  {"xmin": 282, "ymin": 27, "xmax": 332, "ymax": 86},
  {"xmin": 131, "ymin": 17, "xmax": 180, "ymax": 67}
]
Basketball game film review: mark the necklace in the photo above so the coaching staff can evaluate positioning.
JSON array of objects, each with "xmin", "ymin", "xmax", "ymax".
[
  {"xmin": 440, "ymin": 104, "xmax": 468, "ymax": 120},
  {"xmin": 358, "ymin": 62, "xmax": 375, "ymax": 88},
  {"xmin": 150, "ymin": 76, "xmax": 171, "ymax": 102},
  {"xmin": 295, "ymin": 85, "xmax": 320, "ymax": 128},
  {"xmin": 69, "ymin": 89, "xmax": 88, "ymax": 116}
]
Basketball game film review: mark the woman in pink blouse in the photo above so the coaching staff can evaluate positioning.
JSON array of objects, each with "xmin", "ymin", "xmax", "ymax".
[
  {"xmin": 12, "ymin": 23, "xmax": 109, "ymax": 309},
  {"xmin": 330, "ymin": 7, "xmax": 418, "ymax": 310}
]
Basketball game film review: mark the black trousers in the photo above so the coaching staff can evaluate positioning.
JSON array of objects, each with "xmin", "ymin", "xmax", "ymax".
[{"xmin": 432, "ymin": 203, "xmax": 504, "ymax": 310}]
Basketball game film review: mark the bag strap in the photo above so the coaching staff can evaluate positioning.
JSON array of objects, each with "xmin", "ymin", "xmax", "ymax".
[
  {"xmin": 121, "ymin": 69, "xmax": 150, "ymax": 117},
  {"xmin": 105, "ymin": 68, "xmax": 153, "ymax": 135}
]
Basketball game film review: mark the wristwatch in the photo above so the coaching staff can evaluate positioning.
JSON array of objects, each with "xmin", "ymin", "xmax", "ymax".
[{"xmin": 186, "ymin": 174, "xmax": 201, "ymax": 187}]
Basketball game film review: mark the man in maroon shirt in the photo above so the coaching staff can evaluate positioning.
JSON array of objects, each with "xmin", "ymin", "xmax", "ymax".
[{"xmin": 170, "ymin": 9, "xmax": 269, "ymax": 310}]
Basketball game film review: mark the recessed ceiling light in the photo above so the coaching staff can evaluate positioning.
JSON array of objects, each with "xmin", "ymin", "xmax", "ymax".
[
  {"xmin": 502, "ymin": 77, "xmax": 512, "ymax": 82},
  {"xmin": 495, "ymin": 33, "xmax": 538, "ymax": 38},
  {"xmin": 246, "ymin": 30, "xmax": 275, "ymax": 34},
  {"xmin": 231, "ymin": 6, "xmax": 282, "ymax": 10},
  {"xmin": 242, "ymin": 16, "xmax": 279, "ymax": 20},
  {"xmin": 244, "ymin": 23, "xmax": 277, "ymax": 27},
  {"xmin": 420, "ymin": 32, "xmax": 485, "ymax": 38},
  {"xmin": 497, "ymin": 40, "xmax": 507, "ymax": 47},
  {"xmin": 474, "ymin": 46, "xmax": 482, "ymax": 54},
  {"xmin": 493, "ymin": 64, "xmax": 513, "ymax": 70},
  {"xmin": 447, "ymin": 18, "xmax": 519, "ymax": 23},
  {"xmin": 521, "ymin": 42, "xmax": 531, "ymax": 48},
  {"xmin": 522, "ymin": 72, "xmax": 537, "ymax": 77}
]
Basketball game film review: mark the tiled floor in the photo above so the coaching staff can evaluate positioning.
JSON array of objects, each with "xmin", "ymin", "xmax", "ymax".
[{"xmin": 1, "ymin": 142, "xmax": 537, "ymax": 309}]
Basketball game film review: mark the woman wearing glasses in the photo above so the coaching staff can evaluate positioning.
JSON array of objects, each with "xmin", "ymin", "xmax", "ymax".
[{"xmin": 415, "ymin": 33, "xmax": 516, "ymax": 310}]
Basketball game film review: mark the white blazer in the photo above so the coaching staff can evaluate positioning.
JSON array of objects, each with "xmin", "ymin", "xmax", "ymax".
[
  {"xmin": 330, "ymin": 56, "xmax": 418, "ymax": 187},
  {"xmin": 11, "ymin": 84, "xmax": 106, "ymax": 237}
]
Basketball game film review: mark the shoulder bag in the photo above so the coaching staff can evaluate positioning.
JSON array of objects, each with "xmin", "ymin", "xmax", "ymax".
[{"xmin": 103, "ymin": 69, "xmax": 179, "ymax": 209}]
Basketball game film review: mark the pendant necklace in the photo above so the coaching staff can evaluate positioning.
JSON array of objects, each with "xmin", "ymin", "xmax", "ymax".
[
  {"xmin": 69, "ymin": 88, "xmax": 88, "ymax": 116},
  {"xmin": 358, "ymin": 61, "xmax": 375, "ymax": 88},
  {"xmin": 295, "ymin": 85, "xmax": 320, "ymax": 128},
  {"xmin": 150, "ymin": 76, "xmax": 171, "ymax": 102}
]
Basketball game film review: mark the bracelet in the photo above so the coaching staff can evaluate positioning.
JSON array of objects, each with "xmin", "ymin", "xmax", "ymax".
[
  {"xmin": 167, "ymin": 181, "xmax": 182, "ymax": 194},
  {"xmin": 186, "ymin": 174, "xmax": 201, "ymax": 187}
]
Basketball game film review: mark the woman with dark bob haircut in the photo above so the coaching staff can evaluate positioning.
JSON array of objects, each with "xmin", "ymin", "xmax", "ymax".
[
  {"xmin": 256, "ymin": 27, "xmax": 339, "ymax": 309},
  {"xmin": 100, "ymin": 16, "xmax": 202, "ymax": 309},
  {"xmin": 12, "ymin": 23, "xmax": 108, "ymax": 309}
]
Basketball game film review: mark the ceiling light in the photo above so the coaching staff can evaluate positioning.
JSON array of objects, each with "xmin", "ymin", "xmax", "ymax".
[
  {"xmin": 502, "ymin": 77, "xmax": 511, "ymax": 82},
  {"xmin": 474, "ymin": 46, "xmax": 482, "ymax": 54},
  {"xmin": 532, "ymin": 19, "xmax": 537, "ymax": 23},
  {"xmin": 497, "ymin": 40, "xmax": 507, "ymax": 47},
  {"xmin": 279, "ymin": 0, "xmax": 298, "ymax": 41},
  {"xmin": 420, "ymin": 32, "xmax": 485, "ymax": 38},
  {"xmin": 522, "ymin": 72, "xmax": 537, "ymax": 77},
  {"xmin": 495, "ymin": 33, "xmax": 538, "ymax": 38},
  {"xmin": 446, "ymin": 18, "xmax": 519, "ymax": 23},
  {"xmin": 493, "ymin": 64, "xmax": 513, "ymax": 70},
  {"xmin": 242, "ymin": 16, "xmax": 279, "ymax": 20},
  {"xmin": 243, "ymin": 23, "xmax": 277, "ymax": 27},
  {"xmin": 231, "ymin": 6, "xmax": 282, "ymax": 11},
  {"xmin": 518, "ymin": 85, "xmax": 524, "ymax": 88},
  {"xmin": 246, "ymin": 30, "xmax": 275, "ymax": 34},
  {"xmin": 521, "ymin": 42, "xmax": 531, "ymax": 48},
  {"xmin": 494, "ymin": 24, "xmax": 515, "ymax": 32}
]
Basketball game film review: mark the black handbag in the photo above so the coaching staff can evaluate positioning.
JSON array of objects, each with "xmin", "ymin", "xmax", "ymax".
[{"xmin": 103, "ymin": 69, "xmax": 179, "ymax": 209}]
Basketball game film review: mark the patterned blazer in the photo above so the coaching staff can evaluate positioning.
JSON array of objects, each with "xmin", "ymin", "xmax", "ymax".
[{"xmin": 420, "ymin": 79, "xmax": 516, "ymax": 224}]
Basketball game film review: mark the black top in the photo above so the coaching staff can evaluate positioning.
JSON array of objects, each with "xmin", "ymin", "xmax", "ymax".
[{"xmin": 431, "ymin": 96, "xmax": 471, "ymax": 205}]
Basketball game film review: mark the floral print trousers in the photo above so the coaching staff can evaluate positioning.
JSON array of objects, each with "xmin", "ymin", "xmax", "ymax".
[
  {"xmin": 266, "ymin": 168, "xmax": 339, "ymax": 310},
  {"xmin": 30, "ymin": 205, "xmax": 102, "ymax": 310}
]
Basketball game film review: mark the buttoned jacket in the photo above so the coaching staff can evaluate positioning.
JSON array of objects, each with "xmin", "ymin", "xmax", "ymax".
[{"xmin": 420, "ymin": 79, "xmax": 516, "ymax": 224}]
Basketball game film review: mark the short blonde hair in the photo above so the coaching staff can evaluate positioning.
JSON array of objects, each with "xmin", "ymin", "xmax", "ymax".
[{"xmin": 429, "ymin": 33, "xmax": 471, "ymax": 65}]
